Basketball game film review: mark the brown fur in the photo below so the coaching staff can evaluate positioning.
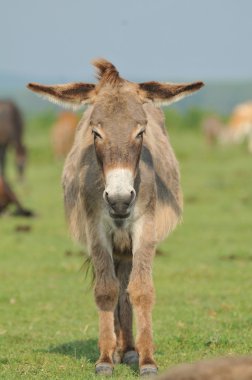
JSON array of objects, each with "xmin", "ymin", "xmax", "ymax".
[
  {"xmin": 92, "ymin": 58, "xmax": 123, "ymax": 87},
  {"xmin": 139, "ymin": 81, "xmax": 204, "ymax": 102},
  {"xmin": 27, "ymin": 82, "xmax": 96, "ymax": 108},
  {"xmin": 27, "ymin": 58, "xmax": 204, "ymax": 373},
  {"xmin": 156, "ymin": 356, "xmax": 252, "ymax": 380}
]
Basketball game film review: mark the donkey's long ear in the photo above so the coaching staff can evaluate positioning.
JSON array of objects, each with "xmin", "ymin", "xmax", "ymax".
[
  {"xmin": 27, "ymin": 82, "xmax": 96, "ymax": 110},
  {"xmin": 138, "ymin": 81, "xmax": 204, "ymax": 106}
]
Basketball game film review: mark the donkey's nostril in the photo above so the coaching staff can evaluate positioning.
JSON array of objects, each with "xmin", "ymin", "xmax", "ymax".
[
  {"xmin": 103, "ymin": 190, "xmax": 110, "ymax": 204},
  {"xmin": 130, "ymin": 189, "xmax": 136, "ymax": 204}
]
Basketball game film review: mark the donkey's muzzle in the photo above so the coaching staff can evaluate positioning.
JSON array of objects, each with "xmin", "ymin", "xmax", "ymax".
[{"xmin": 103, "ymin": 189, "xmax": 136, "ymax": 219}]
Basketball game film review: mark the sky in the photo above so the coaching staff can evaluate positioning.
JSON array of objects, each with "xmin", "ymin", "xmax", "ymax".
[{"xmin": 1, "ymin": 0, "xmax": 252, "ymax": 83}]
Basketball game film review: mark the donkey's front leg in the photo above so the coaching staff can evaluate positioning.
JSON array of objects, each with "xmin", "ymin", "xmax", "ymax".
[
  {"xmin": 128, "ymin": 217, "xmax": 158, "ymax": 376},
  {"xmin": 91, "ymin": 242, "xmax": 119, "ymax": 375}
]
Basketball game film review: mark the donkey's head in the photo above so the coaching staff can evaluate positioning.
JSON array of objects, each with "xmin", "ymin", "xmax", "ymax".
[{"xmin": 27, "ymin": 59, "xmax": 203, "ymax": 220}]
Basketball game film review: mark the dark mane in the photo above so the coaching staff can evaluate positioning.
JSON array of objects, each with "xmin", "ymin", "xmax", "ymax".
[{"xmin": 92, "ymin": 58, "xmax": 123, "ymax": 87}]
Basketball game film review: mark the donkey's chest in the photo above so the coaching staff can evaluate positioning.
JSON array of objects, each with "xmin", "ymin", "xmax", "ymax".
[{"xmin": 111, "ymin": 229, "xmax": 132, "ymax": 261}]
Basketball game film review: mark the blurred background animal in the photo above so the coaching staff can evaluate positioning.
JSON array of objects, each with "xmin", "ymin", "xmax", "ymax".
[
  {"xmin": 51, "ymin": 112, "xmax": 79, "ymax": 158},
  {"xmin": 202, "ymin": 116, "xmax": 224, "ymax": 146},
  {"xmin": 227, "ymin": 102, "xmax": 252, "ymax": 152},
  {"xmin": 155, "ymin": 356, "xmax": 252, "ymax": 380},
  {"xmin": 0, "ymin": 100, "xmax": 32, "ymax": 216},
  {"xmin": 0, "ymin": 176, "xmax": 32, "ymax": 216},
  {"xmin": 202, "ymin": 102, "xmax": 252, "ymax": 152},
  {"xmin": 0, "ymin": 100, "xmax": 27, "ymax": 180}
]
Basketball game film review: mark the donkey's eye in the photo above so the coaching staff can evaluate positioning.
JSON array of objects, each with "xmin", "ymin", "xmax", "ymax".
[
  {"xmin": 92, "ymin": 129, "xmax": 102, "ymax": 139},
  {"xmin": 136, "ymin": 129, "xmax": 145, "ymax": 139}
]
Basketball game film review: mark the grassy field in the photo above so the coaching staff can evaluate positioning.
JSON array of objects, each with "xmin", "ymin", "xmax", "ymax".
[{"xmin": 0, "ymin": 111, "xmax": 252, "ymax": 379}]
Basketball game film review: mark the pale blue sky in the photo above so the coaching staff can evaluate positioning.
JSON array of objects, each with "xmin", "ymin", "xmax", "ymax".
[{"xmin": 1, "ymin": 0, "xmax": 252, "ymax": 82}]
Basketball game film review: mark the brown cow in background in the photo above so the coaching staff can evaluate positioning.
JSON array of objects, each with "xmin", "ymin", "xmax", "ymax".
[{"xmin": 51, "ymin": 112, "xmax": 79, "ymax": 158}]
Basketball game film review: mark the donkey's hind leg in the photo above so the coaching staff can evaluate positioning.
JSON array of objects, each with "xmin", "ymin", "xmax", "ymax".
[{"xmin": 115, "ymin": 260, "xmax": 139, "ymax": 367}]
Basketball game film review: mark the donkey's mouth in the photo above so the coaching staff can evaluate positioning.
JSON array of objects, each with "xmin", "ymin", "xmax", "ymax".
[{"xmin": 109, "ymin": 211, "xmax": 130, "ymax": 219}]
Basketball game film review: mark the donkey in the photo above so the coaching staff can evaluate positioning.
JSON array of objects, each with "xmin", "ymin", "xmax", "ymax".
[
  {"xmin": 0, "ymin": 100, "xmax": 27, "ymax": 180},
  {"xmin": 27, "ymin": 59, "xmax": 204, "ymax": 376}
]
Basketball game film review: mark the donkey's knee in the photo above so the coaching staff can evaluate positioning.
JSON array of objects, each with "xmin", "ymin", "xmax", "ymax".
[
  {"xmin": 127, "ymin": 278, "xmax": 155, "ymax": 309},
  {"xmin": 94, "ymin": 277, "xmax": 119, "ymax": 311}
]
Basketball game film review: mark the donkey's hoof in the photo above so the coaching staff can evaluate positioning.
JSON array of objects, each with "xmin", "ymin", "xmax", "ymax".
[
  {"xmin": 123, "ymin": 350, "xmax": 139, "ymax": 366},
  {"xmin": 140, "ymin": 364, "xmax": 158, "ymax": 376},
  {"xmin": 95, "ymin": 362, "xmax": 113, "ymax": 376}
]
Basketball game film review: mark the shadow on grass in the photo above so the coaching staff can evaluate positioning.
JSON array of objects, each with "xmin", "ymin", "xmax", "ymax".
[
  {"xmin": 41, "ymin": 339, "xmax": 139, "ymax": 375},
  {"xmin": 43, "ymin": 339, "xmax": 98, "ymax": 363}
]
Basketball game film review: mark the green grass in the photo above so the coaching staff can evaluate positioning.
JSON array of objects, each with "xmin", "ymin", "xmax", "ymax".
[{"xmin": 0, "ymin": 112, "xmax": 252, "ymax": 379}]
